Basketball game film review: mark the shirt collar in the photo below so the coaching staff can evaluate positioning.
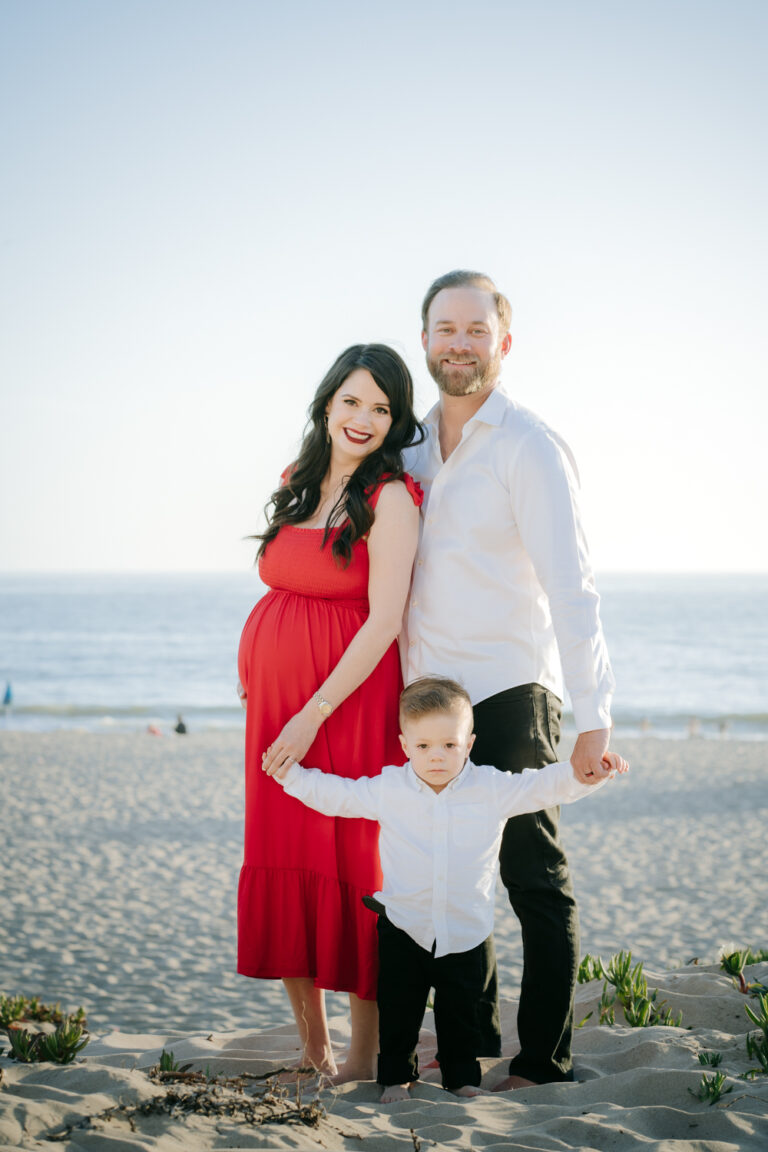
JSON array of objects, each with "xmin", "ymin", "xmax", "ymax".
[
  {"xmin": 424, "ymin": 384, "xmax": 507, "ymax": 434},
  {"xmin": 404, "ymin": 758, "xmax": 476, "ymax": 794},
  {"xmin": 447, "ymin": 758, "xmax": 476, "ymax": 791},
  {"xmin": 404, "ymin": 761, "xmax": 425, "ymax": 792}
]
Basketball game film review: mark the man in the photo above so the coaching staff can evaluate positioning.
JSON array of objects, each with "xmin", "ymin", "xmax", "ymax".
[{"xmin": 402, "ymin": 269, "xmax": 615, "ymax": 1089}]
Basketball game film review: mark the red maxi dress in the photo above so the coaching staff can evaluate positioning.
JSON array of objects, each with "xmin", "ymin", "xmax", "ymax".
[{"xmin": 237, "ymin": 475, "xmax": 423, "ymax": 1001}]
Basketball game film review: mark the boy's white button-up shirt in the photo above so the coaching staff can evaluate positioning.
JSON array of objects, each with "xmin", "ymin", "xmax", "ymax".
[
  {"xmin": 402, "ymin": 388, "xmax": 615, "ymax": 732},
  {"xmin": 279, "ymin": 758, "xmax": 603, "ymax": 957}
]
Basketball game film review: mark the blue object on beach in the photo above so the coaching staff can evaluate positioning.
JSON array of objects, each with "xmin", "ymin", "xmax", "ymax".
[{"xmin": 3, "ymin": 682, "xmax": 11, "ymax": 707}]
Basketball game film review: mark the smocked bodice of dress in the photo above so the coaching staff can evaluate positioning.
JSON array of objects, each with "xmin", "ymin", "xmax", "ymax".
[
  {"xmin": 257, "ymin": 474, "xmax": 423, "ymax": 602},
  {"xmin": 259, "ymin": 527, "xmax": 369, "ymax": 601}
]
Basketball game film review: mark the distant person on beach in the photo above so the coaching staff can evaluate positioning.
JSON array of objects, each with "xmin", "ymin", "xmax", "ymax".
[
  {"xmin": 237, "ymin": 345, "xmax": 424, "ymax": 1082},
  {"xmin": 3, "ymin": 682, "xmax": 12, "ymax": 709},
  {"xmin": 174, "ymin": 715, "xmax": 187, "ymax": 734},
  {"xmin": 264, "ymin": 676, "xmax": 628, "ymax": 1101},
  {"xmin": 402, "ymin": 270, "xmax": 616, "ymax": 1090}
]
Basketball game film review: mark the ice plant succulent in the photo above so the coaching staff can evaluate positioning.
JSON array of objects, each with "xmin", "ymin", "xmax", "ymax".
[
  {"xmin": 744, "ymin": 992, "xmax": 768, "ymax": 1075},
  {"xmin": 577, "ymin": 951, "xmax": 683, "ymax": 1030},
  {"xmin": 689, "ymin": 1071, "xmax": 733, "ymax": 1105}
]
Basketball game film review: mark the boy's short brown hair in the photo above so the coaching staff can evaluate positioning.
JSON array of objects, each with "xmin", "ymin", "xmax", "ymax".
[{"xmin": 399, "ymin": 676, "xmax": 473, "ymax": 726}]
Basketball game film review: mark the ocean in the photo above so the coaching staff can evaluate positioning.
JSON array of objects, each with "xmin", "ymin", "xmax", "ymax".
[{"xmin": 1, "ymin": 572, "xmax": 766, "ymax": 740}]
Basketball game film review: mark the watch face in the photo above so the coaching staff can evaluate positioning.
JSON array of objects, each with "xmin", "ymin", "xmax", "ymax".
[{"xmin": 320, "ymin": 702, "xmax": 332, "ymax": 717}]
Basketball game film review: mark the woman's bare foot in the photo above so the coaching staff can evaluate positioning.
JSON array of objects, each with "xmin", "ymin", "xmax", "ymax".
[
  {"xmin": 275, "ymin": 1060, "xmax": 336, "ymax": 1085},
  {"xmin": 281, "ymin": 977, "xmax": 337, "ymax": 1080},
  {"xmin": 334, "ymin": 993, "xmax": 377, "ymax": 1086},
  {"xmin": 303, "ymin": 1045, "xmax": 339, "ymax": 1075},
  {"xmin": 451, "ymin": 1084, "xmax": 490, "ymax": 1097},
  {"xmin": 380, "ymin": 1083, "xmax": 413, "ymax": 1103},
  {"xmin": 491, "ymin": 1074, "xmax": 538, "ymax": 1092},
  {"xmin": 329, "ymin": 1059, "xmax": 375, "ymax": 1085}
]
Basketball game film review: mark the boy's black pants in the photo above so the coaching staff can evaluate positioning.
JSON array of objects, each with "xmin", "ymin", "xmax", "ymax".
[
  {"xmin": 473, "ymin": 682, "xmax": 579, "ymax": 1084},
  {"xmin": 375, "ymin": 914, "xmax": 498, "ymax": 1092}
]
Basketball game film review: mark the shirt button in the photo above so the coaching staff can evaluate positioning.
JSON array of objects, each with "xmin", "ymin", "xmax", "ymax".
[
  {"xmin": 409, "ymin": 640, "xmax": 416, "ymax": 647},
  {"xmin": 411, "ymin": 599, "xmax": 418, "ymax": 607},
  {"xmin": 417, "ymin": 560, "xmax": 423, "ymax": 567}
]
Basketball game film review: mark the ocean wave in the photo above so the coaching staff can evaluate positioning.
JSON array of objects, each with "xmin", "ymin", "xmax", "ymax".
[
  {"xmin": 0, "ymin": 703, "xmax": 245, "ymax": 734},
  {"xmin": 2, "ymin": 703, "xmax": 766, "ymax": 740},
  {"xmin": 5, "ymin": 704, "xmax": 244, "ymax": 719}
]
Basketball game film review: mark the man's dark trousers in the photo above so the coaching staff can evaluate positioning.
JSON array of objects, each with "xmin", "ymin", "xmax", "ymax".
[{"xmin": 473, "ymin": 681, "xmax": 578, "ymax": 1084}]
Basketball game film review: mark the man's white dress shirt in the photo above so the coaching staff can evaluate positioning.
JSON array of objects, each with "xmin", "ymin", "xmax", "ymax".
[
  {"xmin": 278, "ymin": 758, "xmax": 603, "ymax": 957},
  {"xmin": 402, "ymin": 388, "xmax": 614, "ymax": 732}
]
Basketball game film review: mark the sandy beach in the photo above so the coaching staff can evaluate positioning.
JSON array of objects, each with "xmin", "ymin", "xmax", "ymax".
[{"xmin": 1, "ymin": 730, "xmax": 767, "ymax": 1149}]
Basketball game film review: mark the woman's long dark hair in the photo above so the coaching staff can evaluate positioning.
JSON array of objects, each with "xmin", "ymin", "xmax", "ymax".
[{"xmin": 256, "ymin": 344, "xmax": 424, "ymax": 566}]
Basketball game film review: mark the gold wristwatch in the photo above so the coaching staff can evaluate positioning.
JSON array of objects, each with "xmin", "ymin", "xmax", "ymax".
[{"xmin": 314, "ymin": 691, "xmax": 333, "ymax": 718}]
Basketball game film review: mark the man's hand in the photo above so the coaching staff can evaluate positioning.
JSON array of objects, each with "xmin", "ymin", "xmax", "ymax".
[{"xmin": 570, "ymin": 728, "xmax": 611, "ymax": 785}]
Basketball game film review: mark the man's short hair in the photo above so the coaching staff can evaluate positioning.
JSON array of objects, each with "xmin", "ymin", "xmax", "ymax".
[
  {"xmin": 399, "ymin": 676, "xmax": 473, "ymax": 726},
  {"xmin": 421, "ymin": 270, "xmax": 512, "ymax": 337}
]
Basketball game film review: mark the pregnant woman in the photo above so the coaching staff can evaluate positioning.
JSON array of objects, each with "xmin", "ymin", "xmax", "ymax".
[{"xmin": 237, "ymin": 344, "xmax": 423, "ymax": 1082}]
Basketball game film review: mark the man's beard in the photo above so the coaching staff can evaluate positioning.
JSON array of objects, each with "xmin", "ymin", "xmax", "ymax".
[{"xmin": 426, "ymin": 349, "xmax": 502, "ymax": 396}]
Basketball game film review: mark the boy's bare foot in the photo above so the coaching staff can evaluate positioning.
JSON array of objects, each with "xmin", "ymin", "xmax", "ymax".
[
  {"xmin": 451, "ymin": 1084, "xmax": 489, "ymax": 1097},
  {"xmin": 491, "ymin": 1074, "xmax": 538, "ymax": 1092},
  {"xmin": 380, "ymin": 1083, "xmax": 413, "ymax": 1103}
]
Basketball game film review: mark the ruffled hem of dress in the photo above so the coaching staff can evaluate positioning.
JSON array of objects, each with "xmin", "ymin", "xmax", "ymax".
[{"xmin": 237, "ymin": 865, "xmax": 379, "ymax": 1001}]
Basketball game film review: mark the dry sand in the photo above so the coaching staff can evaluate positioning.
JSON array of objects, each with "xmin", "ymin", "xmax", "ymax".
[{"xmin": 1, "ymin": 730, "xmax": 767, "ymax": 1150}]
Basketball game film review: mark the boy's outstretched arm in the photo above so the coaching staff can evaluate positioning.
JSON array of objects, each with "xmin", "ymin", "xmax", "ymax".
[
  {"xmin": 495, "ymin": 750, "xmax": 629, "ymax": 819},
  {"xmin": 262, "ymin": 757, "xmax": 381, "ymax": 820}
]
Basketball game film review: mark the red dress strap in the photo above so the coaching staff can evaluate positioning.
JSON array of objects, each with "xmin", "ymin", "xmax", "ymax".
[
  {"xmin": 366, "ymin": 472, "xmax": 424, "ymax": 511},
  {"xmin": 276, "ymin": 467, "xmax": 423, "ymax": 516}
]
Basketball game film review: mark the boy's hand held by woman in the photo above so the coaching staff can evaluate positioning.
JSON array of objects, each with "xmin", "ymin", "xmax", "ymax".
[{"xmin": 260, "ymin": 702, "xmax": 324, "ymax": 776}]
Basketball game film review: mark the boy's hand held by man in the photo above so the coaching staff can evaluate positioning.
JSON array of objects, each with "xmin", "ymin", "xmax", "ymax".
[{"xmin": 573, "ymin": 749, "xmax": 629, "ymax": 785}]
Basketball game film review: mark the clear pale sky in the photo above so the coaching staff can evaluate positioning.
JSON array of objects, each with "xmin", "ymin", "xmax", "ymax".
[{"xmin": 1, "ymin": 0, "xmax": 766, "ymax": 573}]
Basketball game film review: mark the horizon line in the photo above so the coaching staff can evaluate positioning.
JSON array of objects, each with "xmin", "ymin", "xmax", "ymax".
[{"xmin": 1, "ymin": 568, "xmax": 767, "ymax": 578}]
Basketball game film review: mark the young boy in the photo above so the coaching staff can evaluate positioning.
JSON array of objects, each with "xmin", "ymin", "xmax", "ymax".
[{"xmin": 263, "ymin": 676, "xmax": 628, "ymax": 1102}]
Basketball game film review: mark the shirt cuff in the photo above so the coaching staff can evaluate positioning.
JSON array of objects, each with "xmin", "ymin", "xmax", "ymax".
[
  {"xmin": 279, "ymin": 762, "xmax": 304, "ymax": 790},
  {"xmin": 571, "ymin": 695, "xmax": 613, "ymax": 733}
]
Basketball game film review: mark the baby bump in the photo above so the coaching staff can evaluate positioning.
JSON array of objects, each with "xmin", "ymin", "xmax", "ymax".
[{"xmin": 238, "ymin": 589, "xmax": 367, "ymax": 696}]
